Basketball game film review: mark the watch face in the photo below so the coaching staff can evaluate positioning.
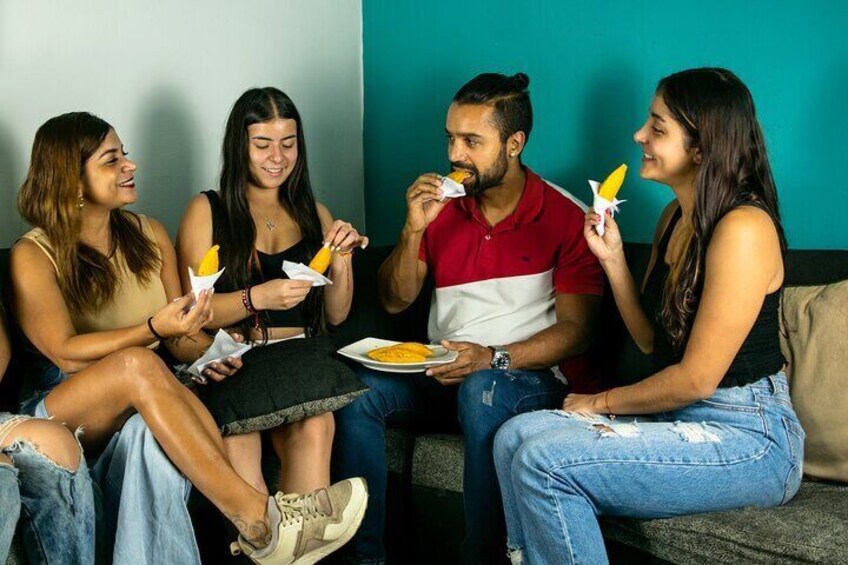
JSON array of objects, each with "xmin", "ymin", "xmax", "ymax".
[{"xmin": 492, "ymin": 350, "xmax": 510, "ymax": 370}]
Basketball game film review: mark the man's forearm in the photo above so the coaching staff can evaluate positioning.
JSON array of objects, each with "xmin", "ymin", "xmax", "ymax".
[
  {"xmin": 379, "ymin": 226, "xmax": 425, "ymax": 313},
  {"xmin": 505, "ymin": 320, "xmax": 592, "ymax": 370}
]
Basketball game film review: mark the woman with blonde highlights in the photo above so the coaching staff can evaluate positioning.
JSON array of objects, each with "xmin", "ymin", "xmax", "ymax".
[{"xmin": 12, "ymin": 112, "xmax": 365, "ymax": 565}]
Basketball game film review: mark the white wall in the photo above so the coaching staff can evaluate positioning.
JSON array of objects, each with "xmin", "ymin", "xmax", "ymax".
[{"xmin": 0, "ymin": 0, "xmax": 364, "ymax": 246}]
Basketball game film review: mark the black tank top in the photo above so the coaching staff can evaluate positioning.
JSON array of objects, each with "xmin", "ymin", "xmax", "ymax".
[
  {"xmin": 641, "ymin": 206, "xmax": 785, "ymax": 387},
  {"xmin": 204, "ymin": 190, "xmax": 309, "ymax": 329}
]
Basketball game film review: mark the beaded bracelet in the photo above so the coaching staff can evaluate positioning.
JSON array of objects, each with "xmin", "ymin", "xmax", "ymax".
[
  {"xmin": 241, "ymin": 286, "xmax": 256, "ymax": 314},
  {"xmin": 146, "ymin": 316, "xmax": 165, "ymax": 341},
  {"xmin": 241, "ymin": 286, "xmax": 261, "ymax": 328}
]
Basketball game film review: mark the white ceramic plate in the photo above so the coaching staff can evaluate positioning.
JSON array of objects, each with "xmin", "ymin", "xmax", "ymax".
[{"xmin": 337, "ymin": 337, "xmax": 458, "ymax": 373}]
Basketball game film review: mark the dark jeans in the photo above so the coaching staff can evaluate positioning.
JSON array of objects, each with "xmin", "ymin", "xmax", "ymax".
[{"xmin": 332, "ymin": 367, "xmax": 566, "ymax": 564}]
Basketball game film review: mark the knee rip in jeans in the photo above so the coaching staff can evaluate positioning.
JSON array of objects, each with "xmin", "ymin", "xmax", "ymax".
[
  {"xmin": 506, "ymin": 545, "xmax": 524, "ymax": 565},
  {"xmin": 561, "ymin": 411, "xmax": 642, "ymax": 438},
  {"xmin": 673, "ymin": 422, "xmax": 722, "ymax": 443},
  {"xmin": 591, "ymin": 421, "xmax": 641, "ymax": 439},
  {"xmin": 0, "ymin": 425, "xmax": 85, "ymax": 473}
]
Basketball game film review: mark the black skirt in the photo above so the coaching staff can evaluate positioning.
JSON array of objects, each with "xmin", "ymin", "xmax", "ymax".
[{"xmin": 197, "ymin": 335, "xmax": 367, "ymax": 436}]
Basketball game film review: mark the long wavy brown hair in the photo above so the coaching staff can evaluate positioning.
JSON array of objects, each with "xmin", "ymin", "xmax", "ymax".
[
  {"xmin": 658, "ymin": 68, "xmax": 787, "ymax": 350},
  {"xmin": 18, "ymin": 112, "xmax": 160, "ymax": 315}
]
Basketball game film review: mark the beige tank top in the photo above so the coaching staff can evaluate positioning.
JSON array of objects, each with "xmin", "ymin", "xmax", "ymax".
[{"xmin": 21, "ymin": 215, "xmax": 168, "ymax": 335}]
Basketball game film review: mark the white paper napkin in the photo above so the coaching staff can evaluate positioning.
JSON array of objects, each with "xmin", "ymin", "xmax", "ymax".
[
  {"xmin": 187, "ymin": 329, "xmax": 253, "ymax": 379},
  {"xmin": 188, "ymin": 266, "xmax": 225, "ymax": 302},
  {"xmin": 439, "ymin": 176, "xmax": 467, "ymax": 201},
  {"xmin": 588, "ymin": 179, "xmax": 627, "ymax": 237},
  {"xmin": 282, "ymin": 260, "xmax": 333, "ymax": 286}
]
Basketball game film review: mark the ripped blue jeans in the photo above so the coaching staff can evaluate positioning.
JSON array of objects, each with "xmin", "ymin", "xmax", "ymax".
[
  {"xmin": 332, "ymin": 367, "xmax": 565, "ymax": 564},
  {"xmin": 494, "ymin": 372, "xmax": 804, "ymax": 565},
  {"xmin": 0, "ymin": 413, "xmax": 95, "ymax": 565},
  {"xmin": 21, "ymin": 362, "xmax": 200, "ymax": 565}
]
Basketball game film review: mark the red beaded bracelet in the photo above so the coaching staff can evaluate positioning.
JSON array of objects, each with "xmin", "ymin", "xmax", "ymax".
[
  {"xmin": 241, "ymin": 286, "xmax": 255, "ymax": 314},
  {"xmin": 241, "ymin": 286, "xmax": 261, "ymax": 328}
]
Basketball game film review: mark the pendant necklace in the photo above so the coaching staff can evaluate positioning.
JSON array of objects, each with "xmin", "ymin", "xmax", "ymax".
[{"xmin": 253, "ymin": 209, "xmax": 281, "ymax": 231}]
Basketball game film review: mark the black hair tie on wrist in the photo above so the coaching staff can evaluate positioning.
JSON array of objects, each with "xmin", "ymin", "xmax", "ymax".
[{"xmin": 147, "ymin": 316, "xmax": 165, "ymax": 341}]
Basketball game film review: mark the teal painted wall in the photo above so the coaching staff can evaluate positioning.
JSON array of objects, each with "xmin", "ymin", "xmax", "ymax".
[{"xmin": 363, "ymin": 0, "xmax": 848, "ymax": 249}]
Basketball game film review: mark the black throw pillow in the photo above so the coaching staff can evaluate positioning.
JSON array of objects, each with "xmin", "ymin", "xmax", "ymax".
[{"xmin": 198, "ymin": 335, "xmax": 367, "ymax": 436}]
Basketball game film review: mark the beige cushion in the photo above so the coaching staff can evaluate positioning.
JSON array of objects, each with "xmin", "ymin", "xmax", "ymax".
[{"xmin": 780, "ymin": 281, "xmax": 848, "ymax": 483}]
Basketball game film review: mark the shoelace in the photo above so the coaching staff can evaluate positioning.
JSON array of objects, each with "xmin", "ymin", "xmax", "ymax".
[
  {"xmin": 275, "ymin": 497, "xmax": 306, "ymax": 527},
  {"xmin": 276, "ymin": 491, "xmax": 328, "ymax": 522}
]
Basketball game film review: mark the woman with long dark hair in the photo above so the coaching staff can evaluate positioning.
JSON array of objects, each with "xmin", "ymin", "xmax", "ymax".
[
  {"xmin": 12, "ymin": 111, "xmax": 366, "ymax": 565},
  {"xmin": 494, "ymin": 68, "xmax": 803, "ymax": 564},
  {"xmin": 177, "ymin": 87, "xmax": 366, "ymax": 505}
]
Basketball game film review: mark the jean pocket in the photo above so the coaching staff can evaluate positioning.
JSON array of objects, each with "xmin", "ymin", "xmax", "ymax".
[{"xmin": 780, "ymin": 416, "xmax": 805, "ymax": 505}]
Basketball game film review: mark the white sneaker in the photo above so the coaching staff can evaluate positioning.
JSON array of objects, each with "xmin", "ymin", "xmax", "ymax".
[{"xmin": 238, "ymin": 477, "xmax": 368, "ymax": 565}]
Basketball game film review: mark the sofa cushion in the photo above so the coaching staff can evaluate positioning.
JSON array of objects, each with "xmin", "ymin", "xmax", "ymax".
[
  {"xmin": 601, "ymin": 479, "xmax": 848, "ymax": 565},
  {"xmin": 5, "ymin": 534, "xmax": 24, "ymax": 565},
  {"xmin": 780, "ymin": 281, "xmax": 848, "ymax": 483},
  {"xmin": 411, "ymin": 433, "xmax": 464, "ymax": 493}
]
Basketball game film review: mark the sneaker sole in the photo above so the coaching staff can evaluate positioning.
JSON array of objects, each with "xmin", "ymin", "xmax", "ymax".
[{"xmin": 293, "ymin": 478, "xmax": 369, "ymax": 565}]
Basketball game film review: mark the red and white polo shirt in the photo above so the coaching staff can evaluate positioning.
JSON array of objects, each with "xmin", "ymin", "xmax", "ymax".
[{"xmin": 420, "ymin": 168, "xmax": 605, "ymax": 388}]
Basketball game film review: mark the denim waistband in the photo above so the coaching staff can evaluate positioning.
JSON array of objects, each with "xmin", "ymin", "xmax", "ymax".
[
  {"xmin": 745, "ymin": 371, "xmax": 789, "ymax": 395},
  {"xmin": 674, "ymin": 371, "xmax": 794, "ymax": 424}
]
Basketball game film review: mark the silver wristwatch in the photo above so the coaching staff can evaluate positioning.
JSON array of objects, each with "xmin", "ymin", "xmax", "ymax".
[{"xmin": 488, "ymin": 346, "xmax": 511, "ymax": 370}]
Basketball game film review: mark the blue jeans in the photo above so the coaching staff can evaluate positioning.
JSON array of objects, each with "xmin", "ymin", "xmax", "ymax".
[
  {"xmin": 0, "ymin": 412, "xmax": 96, "ymax": 565},
  {"xmin": 0, "ymin": 461, "xmax": 18, "ymax": 565},
  {"xmin": 24, "ymin": 364, "xmax": 200, "ymax": 565},
  {"xmin": 494, "ymin": 372, "xmax": 804, "ymax": 565},
  {"xmin": 332, "ymin": 367, "xmax": 566, "ymax": 564}
]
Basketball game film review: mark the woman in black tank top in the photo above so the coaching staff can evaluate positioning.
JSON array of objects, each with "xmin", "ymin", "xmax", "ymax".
[
  {"xmin": 176, "ymin": 88, "xmax": 369, "ymax": 548},
  {"xmin": 494, "ymin": 69, "xmax": 805, "ymax": 564}
]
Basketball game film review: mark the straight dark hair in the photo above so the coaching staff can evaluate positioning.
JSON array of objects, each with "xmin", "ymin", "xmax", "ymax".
[
  {"xmin": 218, "ymin": 87, "xmax": 325, "ymax": 339},
  {"xmin": 18, "ymin": 112, "xmax": 160, "ymax": 315},
  {"xmin": 658, "ymin": 68, "xmax": 787, "ymax": 349},
  {"xmin": 453, "ymin": 72, "xmax": 533, "ymax": 145}
]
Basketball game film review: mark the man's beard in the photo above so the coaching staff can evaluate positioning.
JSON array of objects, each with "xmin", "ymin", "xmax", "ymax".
[{"xmin": 452, "ymin": 148, "xmax": 509, "ymax": 197}]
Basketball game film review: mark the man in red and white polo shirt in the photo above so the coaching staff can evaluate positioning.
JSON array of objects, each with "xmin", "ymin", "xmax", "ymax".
[{"xmin": 333, "ymin": 73, "xmax": 605, "ymax": 564}]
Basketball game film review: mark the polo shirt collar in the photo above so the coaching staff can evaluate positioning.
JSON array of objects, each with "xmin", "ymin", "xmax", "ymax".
[{"xmin": 458, "ymin": 167, "xmax": 545, "ymax": 231}]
